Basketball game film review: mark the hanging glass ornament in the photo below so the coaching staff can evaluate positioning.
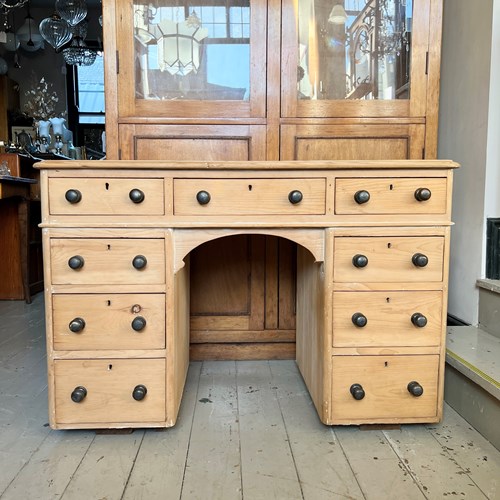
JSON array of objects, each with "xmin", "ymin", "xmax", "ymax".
[
  {"xmin": 55, "ymin": 0, "xmax": 87, "ymax": 27},
  {"xmin": 39, "ymin": 13, "xmax": 72, "ymax": 51}
]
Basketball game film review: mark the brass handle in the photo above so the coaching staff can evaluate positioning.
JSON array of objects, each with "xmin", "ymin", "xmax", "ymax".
[
  {"xmin": 407, "ymin": 381, "xmax": 424, "ymax": 397},
  {"xmin": 196, "ymin": 191, "xmax": 211, "ymax": 205},
  {"xmin": 132, "ymin": 255, "xmax": 147, "ymax": 270},
  {"xmin": 288, "ymin": 190, "xmax": 303, "ymax": 204},
  {"xmin": 414, "ymin": 188, "xmax": 432, "ymax": 202},
  {"xmin": 352, "ymin": 254, "xmax": 368, "ymax": 268},
  {"xmin": 129, "ymin": 189, "xmax": 145, "ymax": 203},
  {"xmin": 352, "ymin": 313, "xmax": 367, "ymax": 327},
  {"xmin": 411, "ymin": 312, "xmax": 428, "ymax": 328},
  {"xmin": 131, "ymin": 316, "xmax": 146, "ymax": 331},
  {"xmin": 68, "ymin": 255, "xmax": 84, "ymax": 270},
  {"xmin": 132, "ymin": 384, "xmax": 147, "ymax": 401},
  {"xmin": 69, "ymin": 317, "xmax": 86, "ymax": 333},
  {"xmin": 354, "ymin": 190, "xmax": 370, "ymax": 204},
  {"xmin": 412, "ymin": 253, "xmax": 428, "ymax": 268},
  {"xmin": 65, "ymin": 189, "xmax": 82, "ymax": 204},
  {"xmin": 71, "ymin": 386, "xmax": 87, "ymax": 403},
  {"xmin": 350, "ymin": 383, "xmax": 365, "ymax": 400}
]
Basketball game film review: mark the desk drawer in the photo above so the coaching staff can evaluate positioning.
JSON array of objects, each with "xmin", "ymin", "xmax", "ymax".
[
  {"xmin": 53, "ymin": 294, "xmax": 165, "ymax": 350},
  {"xmin": 173, "ymin": 178, "xmax": 326, "ymax": 215},
  {"xmin": 331, "ymin": 355, "xmax": 439, "ymax": 421},
  {"xmin": 48, "ymin": 178, "xmax": 165, "ymax": 215},
  {"xmin": 54, "ymin": 359, "xmax": 165, "ymax": 424},
  {"xmin": 335, "ymin": 177, "xmax": 447, "ymax": 215},
  {"xmin": 333, "ymin": 291, "xmax": 443, "ymax": 347},
  {"xmin": 50, "ymin": 238, "xmax": 165, "ymax": 285},
  {"xmin": 333, "ymin": 236, "xmax": 444, "ymax": 283}
]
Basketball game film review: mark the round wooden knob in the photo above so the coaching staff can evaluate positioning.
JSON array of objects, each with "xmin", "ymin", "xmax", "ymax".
[
  {"xmin": 411, "ymin": 312, "xmax": 428, "ymax": 328},
  {"xmin": 132, "ymin": 384, "xmax": 147, "ymax": 401},
  {"xmin": 132, "ymin": 255, "xmax": 147, "ymax": 270},
  {"xmin": 65, "ymin": 189, "xmax": 82, "ymax": 204},
  {"xmin": 352, "ymin": 254, "xmax": 368, "ymax": 268},
  {"xmin": 354, "ymin": 190, "xmax": 370, "ymax": 204},
  {"xmin": 412, "ymin": 253, "xmax": 428, "ymax": 268},
  {"xmin": 129, "ymin": 189, "xmax": 145, "ymax": 203},
  {"xmin": 68, "ymin": 255, "xmax": 84, "ymax": 270},
  {"xmin": 414, "ymin": 188, "xmax": 431, "ymax": 202},
  {"xmin": 352, "ymin": 313, "xmax": 368, "ymax": 327},
  {"xmin": 288, "ymin": 190, "xmax": 303, "ymax": 204},
  {"xmin": 131, "ymin": 316, "xmax": 146, "ymax": 331},
  {"xmin": 71, "ymin": 386, "xmax": 87, "ymax": 403},
  {"xmin": 407, "ymin": 381, "xmax": 424, "ymax": 397},
  {"xmin": 69, "ymin": 317, "xmax": 86, "ymax": 333},
  {"xmin": 196, "ymin": 191, "xmax": 211, "ymax": 205},
  {"xmin": 350, "ymin": 383, "xmax": 365, "ymax": 400}
]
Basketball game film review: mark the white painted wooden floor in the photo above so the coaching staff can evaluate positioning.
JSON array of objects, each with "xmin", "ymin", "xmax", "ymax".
[{"xmin": 1, "ymin": 295, "xmax": 499, "ymax": 500}]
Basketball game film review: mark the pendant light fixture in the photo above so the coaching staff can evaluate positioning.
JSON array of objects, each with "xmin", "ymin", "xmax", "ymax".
[
  {"xmin": 55, "ymin": 0, "xmax": 87, "ymax": 27},
  {"xmin": 39, "ymin": 12, "xmax": 72, "ymax": 50},
  {"xmin": 62, "ymin": 35, "xmax": 96, "ymax": 66},
  {"xmin": 16, "ymin": 2, "xmax": 43, "ymax": 52}
]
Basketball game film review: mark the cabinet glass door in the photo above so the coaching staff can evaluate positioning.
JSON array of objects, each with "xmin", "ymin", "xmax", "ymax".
[
  {"xmin": 281, "ymin": 0, "xmax": 431, "ymax": 117},
  {"xmin": 117, "ymin": 0, "xmax": 266, "ymax": 118}
]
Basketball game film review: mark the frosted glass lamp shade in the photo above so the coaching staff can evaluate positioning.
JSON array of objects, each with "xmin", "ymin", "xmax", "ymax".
[
  {"xmin": 39, "ymin": 14, "xmax": 72, "ymax": 50},
  {"xmin": 55, "ymin": 0, "xmax": 88, "ymax": 27},
  {"xmin": 328, "ymin": 4, "xmax": 348, "ymax": 24},
  {"xmin": 17, "ymin": 15, "xmax": 44, "ymax": 51},
  {"xmin": 0, "ymin": 57, "xmax": 8, "ymax": 75}
]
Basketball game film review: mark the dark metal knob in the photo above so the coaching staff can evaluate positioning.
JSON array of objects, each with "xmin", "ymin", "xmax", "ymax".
[
  {"xmin": 196, "ymin": 191, "xmax": 211, "ymax": 205},
  {"xmin": 132, "ymin": 384, "xmax": 147, "ymax": 401},
  {"xmin": 71, "ymin": 386, "xmax": 87, "ymax": 403},
  {"xmin": 414, "ymin": 188, "xmax": 432, "ymax": 202},
  {"xmin": 352, "ymin": 313, "xmax": 368, "ymax": 327},
  {"xmin": 132, "ymin": 255, "xmax": 147, "ymax": 270},
  {"xmin": 407, "ymin": 381, "xmax": 424, "ymax": 397},
  {"xmin": 412, "ymin": 253, "xmax": 428, "ymax": 267},
  {"xmin": 352, "ymin": 254, "xmax": 368, "ymax": 268},
  {"xmin": 288, "ymin": 190, "xmax": 303, "ymax": 204},
  {"xmin": 65, "ymin": 189, "xmax": 82, "ymax": 204},
  {"xmin": 68, "ymin": 255, "xmax": 84, "ymax": 270},
  {"xmin": 411, "ymin": 312, "xmax": 428, "ymax": 328},
  {"xmin": 350, "ymin": 383, "xmax": 365, "ymax": 400},
  {"xmin": 354, "ymin": 190, "xmax": 370, "ymax": 204},
  {"xmin": 131, "ymin": 316, "xmax": 146, "ymax": 331},
  {"xmin": 129, "ymin": 189, "xmax": 145, "ymax": 204},
  {"xmin": 69, "ymin": 317, "xmax": 86, "ymax": 333}
]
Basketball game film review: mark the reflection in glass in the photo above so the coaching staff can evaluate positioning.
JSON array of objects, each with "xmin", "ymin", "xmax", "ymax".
[
  {"xmin": 297, "ymin": 0, "xmax": 412, "ymax": 101},
  {"xmin": 133, "ymin": 1, "xmax": 250, "ymax": 101}
]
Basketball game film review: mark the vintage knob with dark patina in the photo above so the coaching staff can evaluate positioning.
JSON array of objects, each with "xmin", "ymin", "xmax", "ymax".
[
  {"xmin": 196, "ymin": 190, "xmax": 211, "ymax": 205},
  {"xmin": 69, "ymin": 317, "xmax": 86, "ymax": 333},
  {"xmin": 412, "ymin": 253, "xmax": 428, "ymax": 267},
  {"xmin": 65, "ymin": 189, "xmax": 82, "ymax": 204},
  {"xmin": 411, "ymin": 312, "xmax": 428, "ymax": 328},
  {"xmin": 129, "ymin": 189, "xmax": 145, "ymax": 204},
  {"xmin": 132, "ymin": 384, "xmax": 147, "ymax": 401},
  {"xmin": 131, "ymin": 316, "xmax": 146, "ymax": 332},
  {"xmin": 354, "ymin": 190, "xmax": 370, "ymax": 205},
  {"xmin": 132, "ymin": 255, "xmax": 147, "ymax": 270},
  {"xmin": 407, "ymin": 381, "xmax": 424, "ymax": 397},
  {"xmin": 414, "ymin": 188, "xmax": 432, "ymax": 202},
  {"xmin": 288, "ymin": 190, "xmax": 303, "ymax": 204},
  {"xmin": 352, "ymin": 254, "xmax": 368, "ymax": 268},
  {"xmin": 352, "ymin": 312, "xmax": 368, "ymax": 328},
  {"xmin": 68, "ymin": 255, "xmax": 84, "ymax": 270},
  {"xmin": 71, "ymin": 386, "xmax": 87, "ymax": 403},
  {"xmin": 350, "ymin": 383, "xmax": 365, "ymax": 400}
]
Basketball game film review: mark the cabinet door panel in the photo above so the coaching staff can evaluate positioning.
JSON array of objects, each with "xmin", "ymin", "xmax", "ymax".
[
  {"xmin": 281, "ymin": 124, "xmax": 425, "ymax": 160},
  {"xmin": 119, "ymin": 124, "xmax": 266, "ymax": 161}
]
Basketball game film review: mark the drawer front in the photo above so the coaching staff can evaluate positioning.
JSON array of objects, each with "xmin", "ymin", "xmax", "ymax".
[
  {"xmin": 331, "ymin": 355, "xmax": 439, "ymax": 420},
  {"xmin": 54, "ymin": 359, "xmax": 165, "ymax": 424},
  {"xmin": 173, "ymin": 178, "xmax": 326, "ymax": 215},
  {"xmin": 333, "ymin": 291, "xmax": 443, "ymax": 347},
  {"xmin": 53, "ymin": 294, "xmax": 166, "ymax": 350},
  {"xmin": 335, "ymin": 177, "xmax": 447, "ymax": 215},
  {"xmin": 333, "ymin": 236, "xmax": 444, "ymax": 283},
  {"xmin": 48, "ymin": 178, "xmax": 165, "ymax": 215},
  {"xmin": 50, "ymin": 238, "xmax": 165, "ymax": 285}
]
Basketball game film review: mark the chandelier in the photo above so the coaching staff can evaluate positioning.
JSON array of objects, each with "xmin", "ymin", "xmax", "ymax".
[
  {"xmin": 62, "ymin": 35, "xmax": 96, "ymax": 66},
  {"xmin": 0, "ymin": 0, "xmax": 28, "ymax": 11}
]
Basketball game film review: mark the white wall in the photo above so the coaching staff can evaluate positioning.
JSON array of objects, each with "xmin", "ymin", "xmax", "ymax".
[{"xmin": 438, "ymin": 0, "xmax": 494, "ymax": 324}]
